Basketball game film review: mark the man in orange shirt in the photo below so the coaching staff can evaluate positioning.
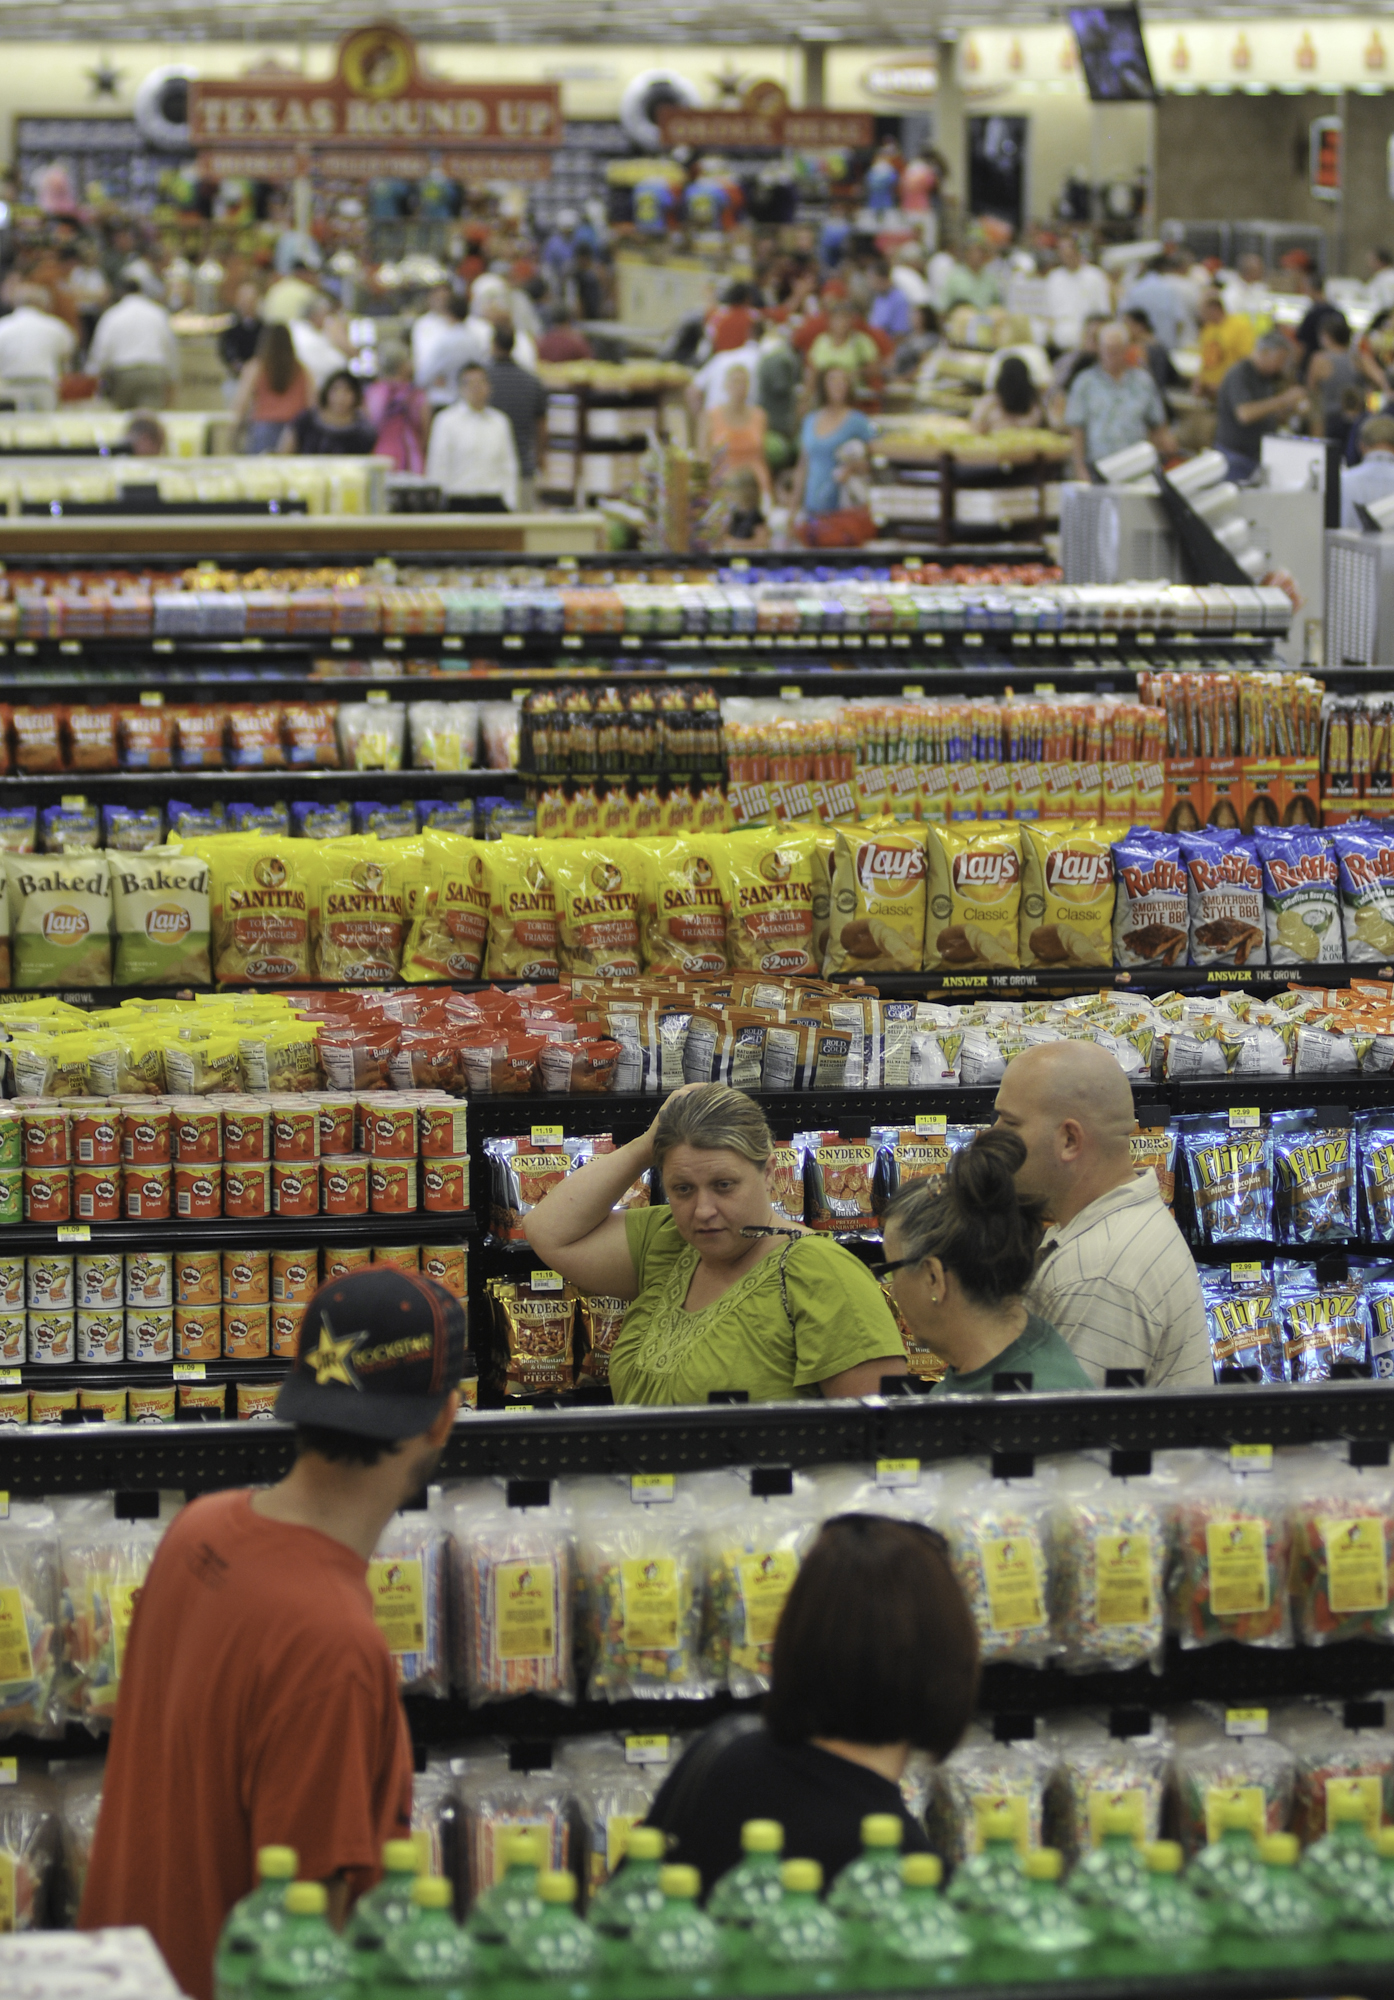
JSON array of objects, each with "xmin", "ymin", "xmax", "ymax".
[{"xmin": 80, "ymin": 1267, "xmax": 464, "ymax": 2000}]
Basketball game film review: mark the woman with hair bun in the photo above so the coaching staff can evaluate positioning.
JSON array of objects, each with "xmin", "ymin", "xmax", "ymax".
[
  {"xmin": 880, "ymin": 1127, "xmax": 1093, "ymax": 1395},
  {"xmin": 523, "ymin": 1082, "xmax": 907, "ymax": 1405}
]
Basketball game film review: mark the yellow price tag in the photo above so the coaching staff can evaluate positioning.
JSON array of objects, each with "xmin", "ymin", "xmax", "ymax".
[
  {"xmin": 914, "ymin": 1114, "xmax": 948, "ymax": 1137},
  {"xmin": 630, "ymin": 1473, "xmax": 676, "ymax": 1504},
  {"xmin": 1229, "ymin": 1444, "xmax": 1274, "ymax": 1472},
  {"xmin": 1225, "ymin": 1708, "xmax": 1269, "ymax": 1739},
  {"xmin": 901, "ymin": 684, "xmax": 926, "ymax": 697},
  {"xmin": 875, "ymin": 1459, "xmax": 920, "ymax": 1489},
  {"xmin": 173, "ymin": 1363, "xmax": 206, "ymax": 1382},
  {"xmin": 0, "ymin": 1371, "xmax": 20, "ymax": 1388},
  {"xmin": 139, "ymin": 689, "xmax": 165, "ymax": 708},
  {"xmin": 1230, "ymin": 1262, "xmax": 1263, "ymax": 1281},
  {"xmin": 624, "ymin": 1735, "xmax": 671, "ymax": 1766},
  {"xmin": 0, "ymin": 1494, "xmax": 7, "ymax": 1520},
  {"xmin": 531, "ymin": 1126, "xmax": 563, "ymax": 1144},
  {"xmin": 60, "ymin": 794, "xmax": 87, "ymax": 810},
  {"xmin": 0, "ymin": 1758, "xmax": 16, "ymax": 1786},
  {"xmin": 1228, "ymin": 1107, "xmax": 1261, "ymax": 1130},
  {"xmin": 529, "ymin": 1271, "xmax": 563, "ymax": 1293},
  {"xmin": 57, "ymin": 1224, "xmax": 91, "ymax": 1243},
  {"xmin": 778, "ymin": 685, "xmax": 803, "ymax": 701}
]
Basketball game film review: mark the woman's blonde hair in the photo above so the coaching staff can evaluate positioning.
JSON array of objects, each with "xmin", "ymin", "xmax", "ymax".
[{"xmin": 652, "ymin": 1084, "xmax": 773, "ymax": 1173}]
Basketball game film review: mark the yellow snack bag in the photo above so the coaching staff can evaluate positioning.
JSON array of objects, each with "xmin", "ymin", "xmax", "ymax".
[
  {"xmin": 313, "ymin": 837, "xmax": 408, "ymax": 984},
  {"xmin": 947, "ymin": 764, "xmax": 982, "ymax": 822},
  {"xmin": 533, "ymin": 785, "xmax": 569, "ymax": 839},
  {"xmin": 110, "ymin": 848, "xmax": 211, "ymax": 987},
  {"xmin": 241, "ymin": 1016, "xmax": 321, "ymax": 1093},
  {"xmin": 1072, "ymin": 760, "xmax": 1103, "ymax": 821},
  {"xmin": 725, "ymin": 825, "xmax": 819, "ymax": 976},
  {"xmin": 694, "ymin": 784, "xmax": 731, "ymax": 833},
  {"xmin": 164, "ymin": 1026, "xmax": 243, "ymax": 1095},
  {"xmin": 810, "ymin": 828, "xmax": 837, "ymax": 972},
  {"xmin": 914, "ymin": 764, "xmax": 951, "ymax": 825},
  {"xmin": 824, "ymin": 822, "xmax": 927, "ymax": 975},
  {"xmin": 926, "ymin": 823, "xmax": 1023, "ymax": 970},
  {"xmin": 640, "ymin": 835, "xmax": 730, "ymax": 975},
  {"xmin": 566, "ymin": 786, "xmax": 602, "ymax": 841},
  {"xmin": 401, "ymin": 831, "xmax": 490, "ymax": 983},
  {"xmin": 1009, "ymin": 763, "xmax": 1046, "ymax": 822},
  {"xmin": 5, "ymin": 852, "xmax": 112, "ymax": 990},
  {"xmin": 90, "ymin": 1022, "xmax": 166, "ymax": 1096},
  {"xmin": 199, "ymin": 837, "xmax": 312, "ymax": 986},
  {"xmin": 661, "ymin": 784, "xmax": 697, "ymax": 835},
  {"xmin": 1019, "ymin": 821, "xmax": 1115, "ymax": 969},
  {"xmin": 598, "ymin": 787, "xmax": 632, "ymax": 838},
  {"xmin": 548, "ymin": 840, "xmax": 643, "ymax": 978},
  {"xmin": 485, "ymin": 837, "xmax": 558, "ymax": 982}
]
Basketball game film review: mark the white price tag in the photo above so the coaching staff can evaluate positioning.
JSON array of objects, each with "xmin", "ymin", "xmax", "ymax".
[
  {"xmin": 1230, "ymin": 1444, "xmax": 1274, "ymax": 1474},
  {"xmin": 531, "ymin": 1125, "xmax": 563, "ymax": 1144},
  {"xmin": 914, "ymin": 1115, "xmax": 947, "ymax": 1138},
  {"xmin": 1228, "ymin": 1107, "xmax": 1261, "ymax": 1130},
  {"xmin": 0, "ymin": 1372, "xmax": 18, "ymax": 1388},
  {"xmin": 57, "ymin": 1224, "xmax": 91, "ymax": 1243}
]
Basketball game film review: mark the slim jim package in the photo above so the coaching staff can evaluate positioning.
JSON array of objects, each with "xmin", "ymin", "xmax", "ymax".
[
  {"xmin": 925, "ymin": 823, "xmax": 1022, "ymax": 971},
  {"xmin": 823, "ymin": 824, "xmax": 927, "ymax": 976}
]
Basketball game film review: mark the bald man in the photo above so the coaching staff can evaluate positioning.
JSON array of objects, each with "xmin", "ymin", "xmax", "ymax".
[{"xmin": 993, "ymin": 1042, "xmax": 1212, "ymax": 1389}]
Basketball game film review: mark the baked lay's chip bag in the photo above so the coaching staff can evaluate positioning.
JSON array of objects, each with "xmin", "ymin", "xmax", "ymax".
[
  {"xmin": 110, "ymin": 848, "xmax": 211, "ymax": 987},
  {"xmin": 313, "ymin": 837, "xmax": 408, "ymax": 983},
  {"xmin": 640, "ymin": 835, "xmax": 730, "ymax": 975},
  {"xmin": 6, "ymin": 851, "xmax": 112, "ymax": 988},
  {"xmin": 548, "ymin": 840, "xmax": 643, "ymax": 978},
  {"xmin": 824, "ymin": 822, "xmax": 927, "ymax": 975},
  {"xmin": 484, "ymin": 836, "xmax": 558, "ymax": 982},
  {"xmin": 400, "ymin": 830, "xmax": 490, "ymax": 982},
  {"xmin": 725, "ymin": 825, "xmax": 819, "ymax": 976},
  {"xmin": 1018, "ymin": 822, "xmax": 1114, "ymax": 969},
  {"xmin": 925, "ymin": 823, "xmax": 1022, "ymax": 971},
  {"xmin": 199, "ymin": 837, "xmax": 312, "ymax": 986}
]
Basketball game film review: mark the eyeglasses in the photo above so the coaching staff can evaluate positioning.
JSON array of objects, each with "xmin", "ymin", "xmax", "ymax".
[{"xmin": 867, "ymin": 1255, "xmax": 920, "ymax": 1280}]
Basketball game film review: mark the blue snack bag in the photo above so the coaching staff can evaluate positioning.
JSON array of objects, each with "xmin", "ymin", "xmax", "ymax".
[
  {"xmin": 40, "ymin": 801, "xmax": 99, "ymax": 852},
  {"xmin": 227, "ymin": 801, "xmax": 290, "ymax": 836},
  {"xmin": 167, "ymin": 800, "xmax": 226, "ymax": 839},
  {"xmin": 1179, "ymin": 1112, "xmax": 1273, "ymax": 1244},
  {"xmin": 291, "ymin": 800, "xmax": 352, "ymax": 840},
  {"xmin": 353, "ymin": 800, "xmax": 417, "ymax": 839},
  {"xmin": 102, "ymin": 803, "xmax": 164, "ymax": 852},
  {"xmin": 1111, "ymin": 825, "xmax": 1189, "ymax": 969},
  {"xmin": 1329, "ymin": 819, "xmax": 1394, "ymax": 962},
  {"xmin": 1270, "ymin": 1106, "xmax": 1356, "ymax": 1245},
  {"xmin": 1179, "ymin": 828, "xmax": 1266, "ymax": 967},
  {"xmin": 1253, "ymin": 824, "xmax": 1340, "ymax": 966},
  {"xmin": 417, "ymin": 800, "xmax": 476, "ymax": 834},
  {"xmin": 1201, "ymin": 1267, "xmax": 1287, "ymax": 1383},
  {"xmin": 0, "ymin": 807, "xmax": 37, "ymax": 853}
]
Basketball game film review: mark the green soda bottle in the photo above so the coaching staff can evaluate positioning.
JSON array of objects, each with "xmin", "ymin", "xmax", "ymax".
[
  {"xmin": 248, "ymin": 1882, "xmax": 353, "ymax": 2000},
  {"xmin": 1336, "ymin": 1827, "xmax": 1394, "ymax": 1963},
  {"xmin": 1187, "ymin": 1799, "xmax": 1262, "ymax": 1902},
  {"xmin": 468, "ymin": 1828, "xmax": 546, "ymax": 1983},
  {"xmin": 1301, "ymin": 1792, "xmax": 1380, "ymax": 1914},
  {"xmin": 746, "ymin": 1860, "xmax": 849, "ymax": 1995},
  {"xmin": 214, "ymin": 1846, "xmax": 299, "ymax": 2000},
  {"xmin": 627, "ymin": 1864, "xmax": 727, "ymax": 2000},
  {"xmin": 1096, "ymin": 1842, "xmax": 1215, "ymax": 1979},
  {"xmin": 866, "ymin": 1854, "xmax": 974, "ymax": 1991},
  {"xmin": 946, "ymin": 1807, "xmax": 1028, "ymax": 1923},
  {"xmin": 1068, "ymin": 1803, "xmax": 1146, "ymax": 1909},
  {"xmin": 372, "ymin": 1877, "xmax": 475, "ymax": 2000},
  {"xmin": 1215, "ymin": 1833, "xmax": 1330, "ymax": 1972},
  {"xmin": 346, "ymin": 1840, "xmax": 425, "ymax": 1989},
  {"xmin": 983, "ymin": 1848, "xmax": 1096, "ymax": 1984},
  {"xmin": 707, "ymin": 1821, "xmax": 785, "ymax": 1931},
  {"xmin": 497, "ymin": 1869, "xmax": 601, "ymax": 2000},
  {"xmin": 587, "ymin": 1825, "xmax": 667, "ymax": 1934},
  {"xmin": 827, "ymin": 1814, "xmax": 905, "ymax": 1956}
]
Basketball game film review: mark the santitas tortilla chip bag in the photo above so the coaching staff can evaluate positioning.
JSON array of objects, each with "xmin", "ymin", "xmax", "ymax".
[
  {"xmin": 401, "ymin": 830, "xmax": 490, "ymax": 982},
  {"xmin": 111, "ymin": 848, "xmax": 211, "ymax": 986},
  {"xmin": 199, "ymin": 837, "xmax": 311, "ymax": 986},
  {"xmin": 547, "ymin": 839, "xmax": 643, "ymax": 978},
  {"xmin": 313, "ymin": 837, "xmax": 408, "ymax": 983},
  {"xmin": 485, "ymin": 836, "xmax": 558, "ymax": 982},
  {"xmin": 6, "ymin": 851, "xmax": 112, "ymax": 988},
  {"xmin": 926, "ymin": 823, "xmax": 1022, "ymax": 970},
  {"xmin": 824, "ymin": 822, "xmax": 927, "ymax": 975},
  {"xmin": 1018, "ymin": 822, "xmax": 1114, "ymax": 969},
  {"xmin": 640, "ymin": 834, "xmax": 730, "ymax": 975},
  {"xmin": 726, "ymin": 825, "xmax": 819, "ymax": 976}
]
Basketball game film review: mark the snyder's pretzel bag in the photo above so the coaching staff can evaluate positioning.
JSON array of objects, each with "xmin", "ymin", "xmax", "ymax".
[
  {"xmin": 484, "ymin": 837, "xmax": 558, "ymax": 983},
  {"xmin": 198, "ymin": 837, "xmax": 312, "ymax": 985},
  {"xmin": 549, "ymin": 840, "xmax": 642, "ymax": 979},
  {"xmin": 798, "ymin": 1131, "xmax": 877, "ymax": 1234},
  {"xmin": 725, "ymin": 826, "xmax": 818, "ymax": 976},
  {"xmin": 1181, "ymin": 830, "xmax": 1267, "ymax": 969},
  {"xmin": 111, "ymin": 849, "xmax": 210, "ymax": 986},
  {"xmin": 1330, "ymin": 821, "xmax": 1394, "ymax": 964},
  {"xmin": 401, "ymin": 830, "xmax": 490, "ymax": 983},
  {"xmin": 1019, "ymin": 821, "xmax": 1113, "ymax": 969},
  {"xmin": 485, "ymin": 1135, "xmax": 592, "ymax": 1242},
  {"xmin": 1111, "ymin": 828, "xmax": 1188, "ymax": 969},
  {"xmin": 926, "ymin": 822, "xmax": 1022, "ymax": 970},
  {"xmin": 824, "ymin": 823, "xmax": 927, "ymax": 976},
  {"xmin": 1253, "ymin": 825, "xmax": 1341, "ymax": 966},
  {"xmin": 313, "ymin": 837, "xmax": 407, "ymax": 984},
  {"xmin": 6, "ymin": 852, "xmax": 111, "ymax": 988},
  {"xmin": 640, "ymin": 835, "xmax": 730, "ymax": 976},
  {"xmin": 1270, "ymin": 1107, "xmax": 1356, "ymax": 1246}
]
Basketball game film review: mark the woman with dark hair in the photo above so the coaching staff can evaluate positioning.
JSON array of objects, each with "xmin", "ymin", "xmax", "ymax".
[
  {"xmin": 230, "ymin": 322, "xmax": 311, "ymax": 453},
  {"xmin": 881, "ymin": 1126, "xmax": 1092, "ymax": 1395},
  {"xmin": 284, "ymin": 369, "xmax": 379, "ymax": 457},
  {"xmin": 644, "ymin": 1513, "xmax": 980, "ymax": 1891},
  {"xmin": 790, "ymin": 365, "xmax": 876, "ymax": 544},
  {"xmin": 971, "ymin": 353, "xmax": 1044, "ymax": 433}
]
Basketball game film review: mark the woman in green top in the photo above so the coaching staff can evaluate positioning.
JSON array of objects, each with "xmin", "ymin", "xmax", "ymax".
[
  {"xmin": 524, "ymin": 1083, "xmax": 907, "ymax": 1406},
  {"xmin": 880, "ymin": 1126, "xmax": 1093, "ymax": 1397}
]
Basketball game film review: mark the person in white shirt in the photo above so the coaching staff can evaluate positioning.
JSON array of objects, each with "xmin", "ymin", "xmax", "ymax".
[
  {"xmin": 410, "ymin": 285, "xmax": 456, "ymax": 378},
  {"xmin": 1367, "ymin": 248, "xmax": 1394, "ymax": 315},
  {"xmin": 890, "ymin": 248, "xmax": 933, "ymax": 310},
  {"xmin": 0, "ymin": 284, "xmax": 75, "ymax": 410},
  {"xmin": 289, "ymin": 296, "xmax": 349, "ymax": 392},
  {"xmin": 425, "ymin": 361, "xmax": 519, "ymax": 510},
  {"xmin": 993, "ymin": 1039, "xmax": 1213, "ymax": 1390},
  {"xmin": 685, "ymin": 340, "xmax": 762, "ymax": 433},
  {"xmin": 417, "ymin": 296, "xmax": 492, "ymax": 410},
  {"xmin": 1043, "ymin": 237, "xmax": 1112, "ymax": 352},
  {"xmin": 1221, "ymin": 252, "xmax": 1272, "ymax": 325},
  {"xmin": 87, "ymin": 282, "xmax": 179, "ymax": 409},
  {"xmin": 1341, "ymin": 416, "xmax": 1394, "ymax": 528}
]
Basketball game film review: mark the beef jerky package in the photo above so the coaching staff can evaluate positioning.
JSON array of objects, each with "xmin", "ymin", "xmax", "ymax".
[
  {"xmin": 1330, "ymin": 820, "xmax": 1394, "ymax": 964},
  {"xmin": 1110, "ymin": 826, "xmax": 1188, "ymax": 970},
  {"xmin": 1356, "ymin": 1110, "xmax": 1394, "ymax": 1243},
  {"xmin": 1179, "ymin": 1115, "xmax": 1273, "ymax": 1246},
  {"xmin": 1253, "ymin": 825, "xmax": 1341, "ymax": 966},
  {"xmin": 1271, "ymin": 1107, "xmax": 1356, "ymax": 1247},
  {"xmin": 797, "ymin": 1132, "xmax": 877, "ymax": 1234},
  {"xmin": 1180, "ymin": 829, "xmax": 1267, "ymax": 969},
  {"xmin": 484, "ymin": 1135, "xmax": 592, "ymax": 1242},
  {"xmin": 1202, "ymin": 1268, "xmax": 1287, "ymax": 1383},
  {"xmin": 1279, "ymin": 1279, "xmax": 1370, "ymax": 1384}
]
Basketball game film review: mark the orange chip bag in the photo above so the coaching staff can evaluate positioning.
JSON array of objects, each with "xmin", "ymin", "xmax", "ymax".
[
  {"xmin": 228, "ymin": 704, "xmax": 286, "ymax": 770},
  {"xmin": 118, "ymin": 705, "xmax": 173, "ymax": 771},
  {"xmin": 14, "ymin": 706, "xmax": 64, "ymax": 774},
  {"xmin": 282, "ymin": 702, "xmax": 340, "ymax": 769},
  {"xmin": 66, "ymin": 707, "xmax": 119, "ymax": 773},
  {"xmin": 172, "ymin": 706, "xmax": 228, "ymax": 770}
]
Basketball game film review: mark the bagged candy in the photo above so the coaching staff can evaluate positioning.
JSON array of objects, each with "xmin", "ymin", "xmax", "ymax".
[
  {"xmin": 1277, "ymin": 1702, "xmax": 1394, "ymax": 1846},
  {"xmin": 1289, "ymin": 1446, "xmax": 1394, "ymax": 1647},
  {"xmin": 110, "ymin": 849, "xmax": 211, "ymax": 987},
  {"xmin": 575, "ymin": 1475, "xmax": 714, "ymax": 1702},
  {"xmin": 1331, "ymin": 820, "xmax": 1394, "ymax": 963},
  {"xmin": 0, "ymin": 1772, "xmax": 61, "ymax": 1929},
  {"xmin": 940, "ymin": 1459, "xmax": 1059, "ymax": 1667},
  {"xmin": 1172, "ymin": 1451, "xmax": 1294, "ymax": 1651},
  {"xmin": 1253, "ymin": 824, "xmax": 1341, "ymax": 965},
  {"xmin": 1111, "ymin": 827, "xmax": 1188, "ymax": 968},
  {"xmin": 823, "ymin": 822, "xmax": 927, "ymax": 975},
  {"xmin": 456, "ymin": 1752, "xmax": 572, "ymax": 1902},
  {"xmin": 1043, "ymin": 1712, "xmax": 1170, "ymax": 1863},
  {"xmin": 0, "ymin": 1501, "xmax": 61, "ymax": 1738},
  {"xmin": 1180, "ymin": 829, "xmax": 1266, "ymax": 968},
  {"xmin": 562, "ymin": 1735, "xmax": 667, "ymax": 1895},
  {"xmin": 442, "ymin": 1478, "xmax": 575, "ymax": 1705},
  {"xmin": 366, "ymin": 1507, "xmax": 450, "ymax": 1698},
  {"xmin": 1172, "ymin": 1721, "xmax": 1295, "ymax": 1857},
  {"xmin": 700, "ymin": 1470, "xmax": 821, "ymax": 1698},
  {"xmin": 926, "ymin": 822, "xmax": 1022, "ymax": 970},
  {"xmin": 1019, "ymin": 822, "xmax": 1114, "ymax": 969},
  {"xmin": 1048, "ymin": 1455, "xmax": 1167, "ymax": 1673},
  {"xmin": 54, "ymin": 1493, "xmax": 170, "ymax": 1730},
  {"xmin": 932, "ymin": 1723, "xmax": 1056, "ymax": 1867}
]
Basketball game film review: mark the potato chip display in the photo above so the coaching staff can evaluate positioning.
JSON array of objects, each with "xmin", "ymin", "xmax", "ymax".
[
  {"xmin": 5, "ymin": 852, "xmax": 112, "ymax": 989},
  {"xmin": 926, "ymin": 822, "xmax": 1022, "ymax": 970},
  {"xmin": 1018, "ymin": 822, "xmax": 1114, "ymax": 969},
  {"xmin": 1180, "ymin": 830, "xmax": 1267, "ymax": 969},
  {"xmin": 313, "ymin": 838, "xmax": 407, "ymax": 984},
  {"xmin": 1330, "ymin": 821, "xmax": 1394, "ymax": 964},
  {"xmin": 400, "ymin": 831, "xmax": 490, "ymax": 983},
  {"xmin": 110, "ymin": 849, "xmax": 211, "ymax": 987},
  {"xmin": 823, "ymin": 823, "xmax": 927, "ymax": 976},
  {"xmin": 1110, "ymin": 828, "xmax": 1188, "ymax": 968},
  {"xmin": 200, "ymin": 837, "xmax": 312, "ymax": 986},
  {"xmin": 548, "ymin": 840, "xmax": 643, "ymax": 979},
  {"xmin": 484, "ymin": 837, "xmax": 558, "ymax": 983},
  {"xmin": 1253, "ymin": 825, "xmax": 1341, "ymax": 966},
  {"xmin": 725, "ymin": 825, "xmax": 819, "ymax": 976},
  {"xmin": 640, "ymin": 835, "xmax": 730, "ymax": 976}
]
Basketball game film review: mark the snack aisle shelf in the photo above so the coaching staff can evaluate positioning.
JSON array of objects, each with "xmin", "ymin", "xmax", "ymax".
[{"xmin": 0, "ymin": 1212, "xmax": 477, "ymax": 1257}]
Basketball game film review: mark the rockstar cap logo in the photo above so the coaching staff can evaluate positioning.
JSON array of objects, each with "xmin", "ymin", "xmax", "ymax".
[
  {"xmin": 277, "ymin": 1266, "xmax": 467, "ymax": 1442},
  {"xmin": 307, "ymin": 1314, "xmax": 361, "ymax": 1390}
]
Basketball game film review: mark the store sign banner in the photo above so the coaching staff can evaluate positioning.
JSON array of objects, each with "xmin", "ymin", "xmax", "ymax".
[
  {"xmin": 189, "ymin": 23, "xmax": 561, "ymax": 151},
  {"xmin": 195, "ymin": 147, "xmax": 555, "ymax": 183},
  {"xmin": 658, "ymin": 81, "xmax": 872, "ymax": 150}
]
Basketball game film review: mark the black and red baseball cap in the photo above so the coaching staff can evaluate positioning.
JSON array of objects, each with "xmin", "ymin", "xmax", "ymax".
[{"xmin": 275, "ymin": 1267, "xmax": 467, "ymax": 1441}]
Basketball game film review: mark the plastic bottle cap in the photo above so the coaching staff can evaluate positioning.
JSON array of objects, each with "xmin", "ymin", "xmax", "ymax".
[
  {"xmin": 538, "ymin": 1871, "xmax": 577, "ymax": 1906},
  {"xmin": 257, "ymin": 1847, "xmax": 298, "ymax": 1880},
  {"xmin": 901, "ymin": 1854, "xmax": 943, "ymax": 1890},
  {"xmin": 506, "ymin": 1829, "xmax": 547, "ymax": 1868},
  {"xmin": 285, "ymin": 1883, "xmax": 328, "ymax": 1917},
  {"xmin": 1219, "ymin": 1802, "xmax": 1259, "ymax": 1835},
  {"xmin": 1023, "ymin": 1848, "xmax": 1063, "ymax": 1884},
  {"xmin": 626, "ymin": 1828, "xmax": 666, "ymax": 1863},
  {"xmin": 1330, "ymin": 1795, "xmax": 1370, "ymax": 1826},
  {"xmin": 741, "ymin": 1820, "xmax": 785, "ymax": 1855},
  {"xmin": 1376, "ymin": 1828, "xmax": 1394, "ymax": 1861},
  {"xmin": 1145, "ymin": 1842, "xmax": 1183, "ymax": 1876},
  {"xmin": 412, "ymin": 1877, "xmax": 454, "ymax": 1911},
  {"xmin": 981, "ymin": 1808, "xmax": 1020, "ymax": 1843},
  {"xmin": 780, "ymin": 1860, "xmax": 823, "ymax": 1895},
  {"xmin": 1100, "ymin": 1805, "xmax": 1138, "ymax": 1839},
  {"xmin": 1259, "ymin": 1835, "xmax": 1299, "ymax": 1868},
  {"xmin": 383, "ymin": 1841, "xmax": 421, "ymax": 1873},
  {"xmin": 861, "ymin": 1815, "xmax": 904, "ymax": 1850},
  {"xmin": 660, "ymin": 1866, "xmax": 701, "ymax": 1901}
]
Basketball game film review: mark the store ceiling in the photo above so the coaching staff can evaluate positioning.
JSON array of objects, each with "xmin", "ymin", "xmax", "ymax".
[{"xmin": 0, "ymin": 0, "xmax": 1390, "ymax": 41}]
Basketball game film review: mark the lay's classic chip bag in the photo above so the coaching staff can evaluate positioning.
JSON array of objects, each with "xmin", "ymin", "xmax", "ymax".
[
  {"xmin": 925, "ymin": 823, "xmax": 1022, "ymax": 970},
  {"xmin": 547, "ymin": 840, "xmax": 643, "ymax": 979},
  {"xmin": 640, "ymin": 835, "xmax": 730, "ymax": 975},
  {"xmin": 6, "ymin": 851, "xmax": 112, "ymax": 989},
  {"xmin": 484, "ymin": 836, "xmax": 557, "ymax": 983},
  {"xmin": 198, "ymin": 836, "xmax": 311, "ymax": 986},
  {"xmin": 1330, "ymin": 820, "xmax": 1394, "ymax": 963},
  {"xmin": 401, "ymin": 830, "xmax": 490, "ymax": 982},
  {"xmin": 1252, "ymin": 824, "xmax": 1341, "ymax": 966},
  {"xmin": 824, "ymin": 822, "xmax": 927, "ymax": 975},
  {"xmin": 725, "ymin": 825, "xmax": 819, "ymax": 976},
  {"xmin": 1019, "ymin": 822, "xmax": 1114, "ymax": 969},
  {"xmin": 110, "ymin": 848, "xmax": 211, "ymax": 987}
]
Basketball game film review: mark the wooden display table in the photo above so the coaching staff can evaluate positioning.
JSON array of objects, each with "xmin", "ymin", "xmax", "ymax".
[{"xmin": 0, "ymin": 512, "xmax": 608, "ymax": 558}]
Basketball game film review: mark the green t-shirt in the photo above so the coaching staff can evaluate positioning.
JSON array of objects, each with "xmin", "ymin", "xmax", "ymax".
[
  {"xmin": 930, "ymin": 1312, "xmax": 1095, "ymax": 1397},
  {"xmin": 608, "ymin": 1206, "xmax": 904, "ymax": 1407}
]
